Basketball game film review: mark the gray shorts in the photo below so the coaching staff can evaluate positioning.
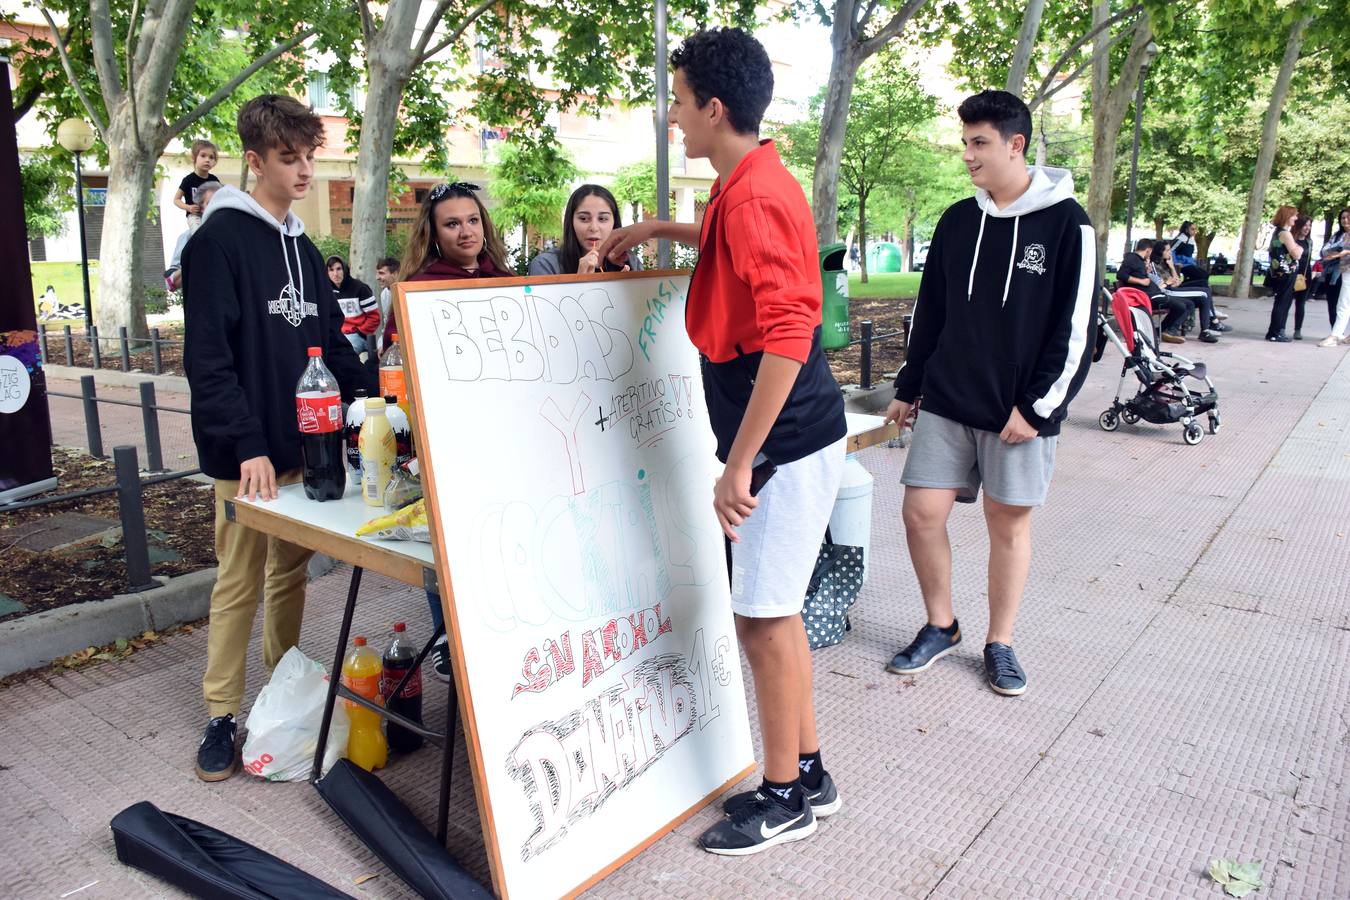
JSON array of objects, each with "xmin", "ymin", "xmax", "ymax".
[{"xmin": 901, "ymin": 411, "xmax": 1056, "ymax": 507}]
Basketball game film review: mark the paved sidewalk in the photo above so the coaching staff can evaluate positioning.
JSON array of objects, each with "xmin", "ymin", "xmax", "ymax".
[
  {"xmin": 44, "ymin": 376, "xmax": 199, "ymax": 471},
  {"xmin": 2, "ymin": 296, "xmax": 1346, "ymax": 899}
]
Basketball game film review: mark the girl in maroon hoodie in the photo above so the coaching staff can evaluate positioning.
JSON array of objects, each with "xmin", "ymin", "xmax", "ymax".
[
  {"xmin": 391, "ymin": 181, "xmax": 512, "ymax": 682},
  {"xmin": 383, "ymin": 182, "xmax": 512, "ymax": 348}
]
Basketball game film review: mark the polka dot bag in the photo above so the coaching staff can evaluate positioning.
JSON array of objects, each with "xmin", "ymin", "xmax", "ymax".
[{"xmin": 802, "ymin": 529, "xmax": 865, "ymax": 650}]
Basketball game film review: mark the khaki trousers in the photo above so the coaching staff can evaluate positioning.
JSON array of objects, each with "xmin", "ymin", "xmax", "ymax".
[{"xmin": 202, "ymin": 469, "xmax": 314, "ymax": 717}]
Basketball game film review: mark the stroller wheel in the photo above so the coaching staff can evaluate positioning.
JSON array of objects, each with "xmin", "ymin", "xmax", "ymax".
[
  {"xmin": 1183, "ymin": 422, "xmax": 1205, "ymax": 445},
  {"xmin": 1098, "ymin": 410, "xmax": 1120, "ymax": 432},
  {"xmin": 1121, "ymin": 409, "xmax": 1141, "ymax": 425},
  {"xmin": 1208, "ymin": 413, "xmax": 1221, "ymax": 435}
]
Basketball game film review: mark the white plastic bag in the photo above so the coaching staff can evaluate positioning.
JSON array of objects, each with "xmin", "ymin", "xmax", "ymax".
[{"xmin": 241, "ymin": 646, "xmax": 348, "ymax": 781}]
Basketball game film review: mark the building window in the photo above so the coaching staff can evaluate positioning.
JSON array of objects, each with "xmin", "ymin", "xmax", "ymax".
[{"xmin": 307, "ymin": 71, "xmax": 364, "ymax": 114}]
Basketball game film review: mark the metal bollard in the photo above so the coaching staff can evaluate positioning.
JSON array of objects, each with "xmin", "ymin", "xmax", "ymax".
[
  {"xmin": 80, "ymin": 374, "xmax": 104, "ymax": 457},
  {"xmin": 38, "ymin": 325, "xmax": 47, "ymax": 365},
  {"xmin": 151, "ymin": 328, "xmax": 162, "ymax": 375},
  {"xmin": 63, "ymin": 325, "xmax": 74, "ymax": 365},
  {"xmin": 119, "ymin": 326, "xmax": 131, "ymax": 371},
  {"xmin": 113, "ymin": 445, "xmax": 157, "ymax": 592},
  {"xmin": 139, "ymin": 381, "xmax": 164, "ymax": 471},
  {"xmin": 90, "ymin": 325, "xmax": 101, "ymax": 368},
  {"xmin": 860, "ymin": 320, "xmax": 873, "ymax": 391}
]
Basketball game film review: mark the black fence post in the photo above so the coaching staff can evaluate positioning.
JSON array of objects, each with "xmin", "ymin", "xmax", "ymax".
[
  {"xmin": 90, "ymin": 325, "xmax": 101, "ymax": 368},
  {"xmin": 151, "ymin": 327, "xmax": 163, "ymax": 375},
  {"xmin": 114, "ymin": 445, "xmax": 157, "ymax": 592},
  {"xmin": 139, "ymin": 381, "xmax": 164, "ymax": 472},
  {"xmin": 80, "ymin": 374, "xmax": 104, "ymax": 458},
  {"xmin": 63, "ymin": 325, "xmax": 74, "ymax": 365},
  {"xmin": 902, "ymin": 313, "xmax": 912, "ymax": 350},
  {"xmin": 38, "ymin": 325, "xmax": 47, "ymax": 365},
  {"xmin": 860, "ymin": 320, "xmax": 873, "ymax": 391},
  {"xmin": 119, "ymin": 326, "xmax": 131, "ymax": 371}
]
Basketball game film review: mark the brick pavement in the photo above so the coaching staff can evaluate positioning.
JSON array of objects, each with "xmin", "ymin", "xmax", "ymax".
[
  {"xmin": 1, "ymin": 295, "xmax": 1346, "ymax": 899},
  {"xmin": 44, "ymin": 376, "xmax": 199, "ymax": 472}
]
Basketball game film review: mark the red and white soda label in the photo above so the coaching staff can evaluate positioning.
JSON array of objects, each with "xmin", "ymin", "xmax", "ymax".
[
  {"xmin": 381, "ymin": 666, "xmax": 422, "ymax": 699},
  {"xmin": 296, "ymin": 391, "xmax": 342, "ymax": 434}
]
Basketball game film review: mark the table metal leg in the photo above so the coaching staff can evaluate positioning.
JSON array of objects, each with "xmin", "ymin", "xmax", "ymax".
[
  {"xmin": 312, "ymin": 566, "xmax": 364, "ymax": 783},
  {"xmin": 437, "ymin": 671, "xmax": 457, "ymax": 845}
]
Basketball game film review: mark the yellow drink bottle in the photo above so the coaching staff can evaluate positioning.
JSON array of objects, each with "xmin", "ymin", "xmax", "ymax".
[
  {"xmin": 341, "ymin": 636, "xmax": 388, "ymax": 772},
  {"xmin": 359, "ymin": 397, "xmax": 395, "ymax": 507}
]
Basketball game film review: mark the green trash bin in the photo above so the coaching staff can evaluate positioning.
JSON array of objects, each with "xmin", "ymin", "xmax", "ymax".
[
  {"xmin": 820, "ymin": 242, "xmax": 849, "ymax": 350},
  {"xmin": 866, "ymin": 241, "xmax": 903, "ymax": 274}
]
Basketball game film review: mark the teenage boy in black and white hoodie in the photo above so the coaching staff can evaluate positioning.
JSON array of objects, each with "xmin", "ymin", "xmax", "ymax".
[
  {"xmin": 183, "ymin": 94, "xmax": 376, "ymax": 781},
  {"xmin": 883, "ymin": 90, "xmax": 1095, "ymax": 697}
]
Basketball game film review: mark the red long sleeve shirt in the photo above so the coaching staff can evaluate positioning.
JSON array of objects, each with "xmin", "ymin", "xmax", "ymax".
[
  {"xmin": 686, "ymin": 140, "xmax": 845, "ymax": 464},
  {"xmin": 687, "ymin": 141, "xmax": 822, "ymax": 364}
]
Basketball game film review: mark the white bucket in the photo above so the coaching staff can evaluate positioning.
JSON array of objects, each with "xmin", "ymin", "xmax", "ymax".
[{"xmin": 829, "ymin": 455, "xmax": 874, "ymax": 570}]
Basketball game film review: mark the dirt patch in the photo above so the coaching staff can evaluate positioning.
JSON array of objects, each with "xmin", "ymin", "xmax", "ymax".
[
  {"xmin": 827, "ymin": 297, "xmax": 914, "ymax": 387},
  {"xmin": 38, "ymin": 323, "xmax": 185, "ymax": 376},
  {"xmin": 0, "ymin": 447, "xmax": 215, "ymax": 622}
]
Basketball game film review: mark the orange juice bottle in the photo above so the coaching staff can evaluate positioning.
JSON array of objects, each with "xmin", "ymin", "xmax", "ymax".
[
  {"xmin": 379, "ymin": 334, "xmax": 409, "ymax": 419},
  {"xmin": 341, "ymin": 636, "xmax": 388, "ymax": 771}
]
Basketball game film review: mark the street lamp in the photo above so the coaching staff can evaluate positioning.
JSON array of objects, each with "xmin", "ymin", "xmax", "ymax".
[
  {"xmin": 56, "ymin": 117, "xmax": 96, "ymax": 331},
  {"xmin": 1123, "ymin": 41, "xmax": 1159, "ymax": 258}
]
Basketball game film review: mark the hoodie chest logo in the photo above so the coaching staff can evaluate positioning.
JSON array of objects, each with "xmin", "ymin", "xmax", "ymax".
[
  {"xmin": 268, "ymin": 283, "xmax": 318, "ymax": 328},
  {"xmin": 1016, "ymin": 243, "xmax": 1047, "ymax": 276}
]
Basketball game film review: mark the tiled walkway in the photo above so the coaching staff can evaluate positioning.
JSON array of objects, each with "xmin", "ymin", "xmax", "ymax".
[{"xmin": 2, "ymin": 296, "xmax": 1346, "ymax": 898}]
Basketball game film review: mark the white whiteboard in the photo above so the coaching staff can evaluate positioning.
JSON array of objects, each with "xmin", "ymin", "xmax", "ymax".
[{"xmin": 397, "ymin": 271, "xmax": 754, "ymax": 899}]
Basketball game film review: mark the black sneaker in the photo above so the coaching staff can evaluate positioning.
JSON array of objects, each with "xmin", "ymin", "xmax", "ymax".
[
  {"xmin": 1211, "ymin": 322, "xmax": 1234, "ymax": 333},
  {"xmin": 699, "ymin": 791, "xmax": 816, "ymax": 856},
  {"xmin": 722, "ymin": 772, "xmax": 842, "ymax": 818},
  {"xmin": 1199, "ymin": 330, "xmax": 1220, "ymax": 343},
  {"xmin": 983, "ymin": 643, "xmax": 1027, "ymax": 696},
  {"xmin": 886, "ymin": 621, "xmax": 962, "ymax": 675},
  {"xmin": 195, "ymin": 714, "xmax": 238, "ymax": 782},
  {"xmin": 1294, "ymin": 330, "xmax": 1303, "ymax": 340},
  {"xmin": 431, "ymin": 635, "xmax": 452, "ymax": 683},
  {"xmin": 1267, "ymin": 333, "xmax": 1292, "ymax": 343}
]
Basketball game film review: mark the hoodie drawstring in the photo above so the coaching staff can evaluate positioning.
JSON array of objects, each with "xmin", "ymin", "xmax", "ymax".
[
  {"xmin": 279, "ymin": 231, "xmax": 303, "ymax": 305},
  {"xmin": 1002, "ymin": 216, "xmax": 1019, "ymax": 308},
  {"xmin": 967, "ymin": 209, "xmax": 1022, "ymax": 308},
  {"xmin": 967, "ymin": 207, "xmax": 988, "ymax": 302}
]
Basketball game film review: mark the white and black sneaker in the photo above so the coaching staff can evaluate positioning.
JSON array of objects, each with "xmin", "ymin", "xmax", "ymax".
[
  {"xmin": 699, "ymin": 791, "xmax": 816, "ymax": 856},
  {"xmin": 431, "ymin": 634, "xmax": 452, "ymax": 683},
  {"xmin": 722, "ymin": 772, "xmax": 842, "ymax": 818}
]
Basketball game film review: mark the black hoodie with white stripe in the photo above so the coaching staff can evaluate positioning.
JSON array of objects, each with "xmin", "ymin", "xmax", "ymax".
[{"xmin": 893, "ymin": 166, "xmax": 1095, "ymax": 436}]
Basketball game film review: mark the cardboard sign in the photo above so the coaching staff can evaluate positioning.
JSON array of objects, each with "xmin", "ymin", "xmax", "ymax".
[{"xmin": 397, "ymin": 271, "xmax": 753, "ymax": 899}]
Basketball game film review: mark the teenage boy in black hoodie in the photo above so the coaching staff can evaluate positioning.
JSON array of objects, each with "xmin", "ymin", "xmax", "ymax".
[
  {"xmin": 183, "ymin": 94, "xmax": 376, "ymax": 781},
  {"xmin": 883, "ymin": 90, "xmax": 1095, "ymax": 698}
]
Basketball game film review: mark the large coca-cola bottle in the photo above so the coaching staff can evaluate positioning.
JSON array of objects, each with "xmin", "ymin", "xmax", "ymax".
[{"xmin": 295, "ymin": 346, "xmax": 345, "ymax": 501}]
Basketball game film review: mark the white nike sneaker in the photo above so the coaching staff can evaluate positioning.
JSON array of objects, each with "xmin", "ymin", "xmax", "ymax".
[{"xmin": 699, "ymin": 790, "xmax": 817, "ymax": 856}]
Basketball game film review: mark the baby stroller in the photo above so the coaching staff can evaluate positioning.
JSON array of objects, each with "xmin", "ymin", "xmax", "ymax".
[{"xmin": 1095, "ymin": 286, "xmax": 1220, "ymax": 445}]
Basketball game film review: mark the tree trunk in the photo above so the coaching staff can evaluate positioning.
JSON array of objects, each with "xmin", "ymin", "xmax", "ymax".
[
  {"xmin": 348, "ymin": 65, "xmax": 411, "ymax": 284},
  {"xmin": 812, "ymin": 37, "xmax": 863, "ymax": 245},
  {"xmin": 1231, "ymin": 13, "xmax": 1310, "ymax": 300},
  {"xmin": 239, "ymin": 154, "xmax": 250, "ymax": 191},
  {"xmin": 903, "ymin": 189, "xmax": 916, "ymax": 271},
  {"xmin": 1006, "ymin": 0, "xmax": 1048, "ymax": 98},
  {"xmin": 1153, "ymin": 217, "xmax": 1163, "ymax": 239},
  {"xmin": 1085, "ymin": 3, "xmax": 1152, "ymax": 282},
  {"xmin": 347, "ymin": 0, "xmax": 421, "ymax": 285},
  {"xmin": 95, "ymin": 130, "xmax": 158, "ymax": 340},
  {"xmin": 1196, "ymin": 230, "xmax": 1215, "ymax": 268},
  {"xmin": 858, "ymin": 191, "xmax": 869, "ymax": 284}
]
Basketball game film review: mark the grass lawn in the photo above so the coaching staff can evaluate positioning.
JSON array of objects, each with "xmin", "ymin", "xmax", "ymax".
[
  {"xmin": 30, "ymin": 261, "xmax": 99, "ymax": 322},
  {"xmin": 848, "ymin": 272, "xmax": 921, "ymax": 299}
]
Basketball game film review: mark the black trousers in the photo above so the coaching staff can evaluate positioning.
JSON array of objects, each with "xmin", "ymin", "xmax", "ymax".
[
  {"xmin": 1151, "ymin": 293, "xmax": 1194, "ymax": 335},
  {"xmin": 1266, "ymin": 276, "xmax": 1296, "ymax": 338}
]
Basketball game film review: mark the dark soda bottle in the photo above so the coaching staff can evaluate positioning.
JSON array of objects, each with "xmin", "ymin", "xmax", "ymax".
[
  {"xmin": 295, "ymin": 346, "xmax": 345, "ymax": 501},
  {"xmin": 380, "ymin": 622, "xmax": 424, "ymax": 752},
  {"xmin": 344, "ymin": 388, "xmax": 368, "ymax": 488}
]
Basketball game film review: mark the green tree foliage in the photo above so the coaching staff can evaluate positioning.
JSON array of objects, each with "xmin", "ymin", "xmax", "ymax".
[
  {"xmin": 19, "ymin": 153, "xmax": 72, "ymax": 239},
  {"xmin": 611, "ymin": 161, "xmax": 659, "ymax": 218},
  {"xmin": 779, "ymin": 50, "xmax": 939, "ymax": 281},
  {"xmin": 488, "ymin": 135, "xmax": 578, "ymax": 266}
]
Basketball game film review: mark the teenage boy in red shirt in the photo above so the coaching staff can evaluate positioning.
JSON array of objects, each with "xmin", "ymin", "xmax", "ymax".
[{"xmin": 602, "ymin": 27, "xmax": 847, "ymax": 855}]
